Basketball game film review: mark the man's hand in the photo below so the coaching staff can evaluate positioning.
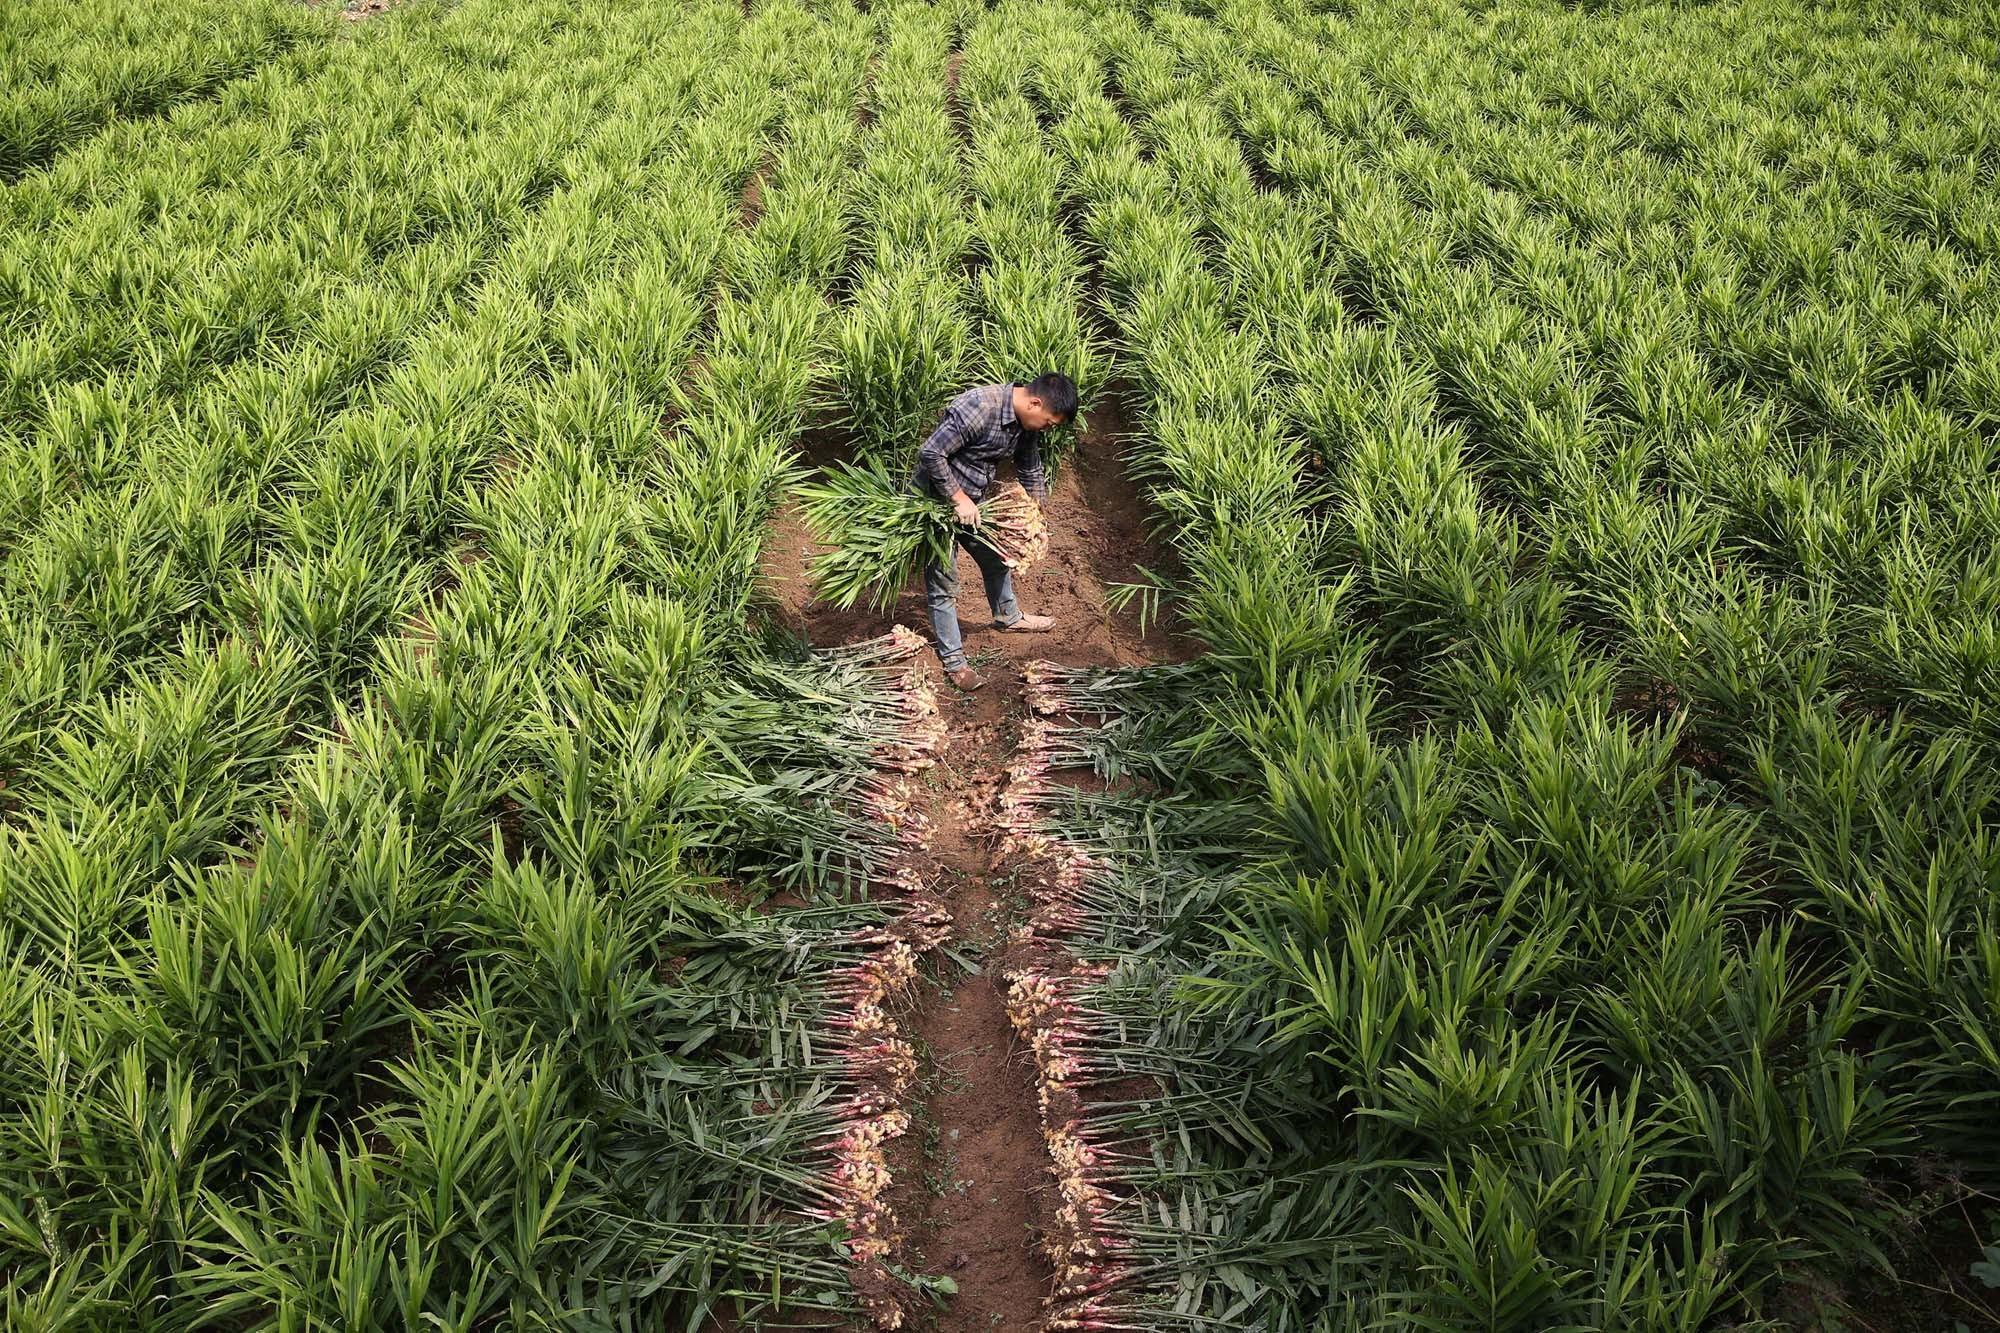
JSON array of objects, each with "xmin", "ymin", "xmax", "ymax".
[{"xmin": 952, "ymin": 492, "xmax": 979, "ymax": 527}]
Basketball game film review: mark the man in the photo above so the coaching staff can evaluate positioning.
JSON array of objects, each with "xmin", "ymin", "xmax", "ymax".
[{"xmin": 912, "ymin": 372, "xmax": 1078, "ymax": 690}]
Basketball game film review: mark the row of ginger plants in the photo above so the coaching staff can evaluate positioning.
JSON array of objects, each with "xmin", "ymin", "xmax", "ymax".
[
  {"xmin": 0, "ymin": 0, "xmax": 322, "ymax": 183},
  {"xmin": 824, "ymin": 0, "xmax": 1101, "ymax": 477},
  {"xmin": 0, "ymin": 0, "xmax": 990, "ymax": 1325},
  {"xmin": 0, "ymin": 0, "xmax": 658, "ymax": 518},
  {"xmin": 828, "ymin": 0, "xmax": 972, "ymax": 465},
  {"xmin": 912, "ymin": 0, "xmax": 2000, "ymax": 1326},
  {"xmin": 1210, "ymin": 0, "xmax": 1999, "ymax": 531},
  {"xmin": 1145, "ymin": 0, "xmax": 2000, "ymax": 1175},
  {"xmin": 1160, "ymin": 0, "xmax": 2000, "ymax": 768}
]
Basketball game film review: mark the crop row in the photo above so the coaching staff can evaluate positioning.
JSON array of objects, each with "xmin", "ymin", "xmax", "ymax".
[
  {"xmin": 829, "ymin": 0, "xmax": 972, "ymax": 464},
  {"xmin": 1218, "ymin": 1, "xmax": 2000, "ymax": 453},
  {"xmin": 976, "ymin": 0, "xmax": 2000, "ymax": 1326},
  {"xmin": 0, "ymin": 0, "xmax": 324, "ymax": 183},
  {"xmin": 0, "ymin": 0, "xmax": 682, "ymax": 465},
  {"xmin": 825, "ymin": 0, "xmax": 1102, "ymax": 474},
  {"xmin": 0, "ymin": 0, "xmax": 956, "ymax": 1324},
  {"xmin": 958, "ymin": 6, "xmax": 1102, "ymax": 463},
  {"xmin": 0, "ymin": 0, "xmax": 760, "ymax": 806},
  {"xmin": 1146, "ymin": 1, "xmax": 2000, "ymax": 770}
]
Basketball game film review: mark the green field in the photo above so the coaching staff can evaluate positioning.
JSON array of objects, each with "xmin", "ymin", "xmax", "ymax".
[{"xmin": 4, "ymin": 0, "xmax": 2000, "ymax": 1328}]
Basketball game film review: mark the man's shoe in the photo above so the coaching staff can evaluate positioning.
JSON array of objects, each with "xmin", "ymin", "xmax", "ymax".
[
  {"xmin": 947, "ymin": 665, "xmax": 983, "ymax": 691},
  {"xmin": 994, "ymin": 613, "xmax": 1055, "ymax": 633}
]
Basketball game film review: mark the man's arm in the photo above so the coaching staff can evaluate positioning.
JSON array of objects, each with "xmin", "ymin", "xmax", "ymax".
[
  {"xmin": 917, "ymin": 397, "xmax": 976, "ymax": 498},
  {"xmin": 1016, "ymin": 431, "xmax": 1047, "ymax": 504},
  {"xmin": 918, "ymin": 396, "xmax": 982, "ymax": 524}
]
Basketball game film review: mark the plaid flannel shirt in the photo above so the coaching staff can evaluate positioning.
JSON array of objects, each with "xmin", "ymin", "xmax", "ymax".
[{"xmin": 912, "ymin": 382, "xmax": 1047, "ymax": 504}]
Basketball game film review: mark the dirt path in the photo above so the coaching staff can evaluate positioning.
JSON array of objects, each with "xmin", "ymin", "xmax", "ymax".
[
  {"xmin": 894, "ymin": 692, "xmax": 1052, "ymax": 1331},
  {"xmin": 758, "ymin": 391, "xmax": 1194, "ymax": 1332}
]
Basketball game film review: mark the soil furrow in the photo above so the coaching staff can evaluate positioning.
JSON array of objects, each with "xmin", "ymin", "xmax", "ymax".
[
  {"xmin": 764, "ymin": 384, "xmax": 1193, "ymax": 1330},
  {"xmin": 892, "ymin": 697, "xmax": 1055, "ymax": 1331}
]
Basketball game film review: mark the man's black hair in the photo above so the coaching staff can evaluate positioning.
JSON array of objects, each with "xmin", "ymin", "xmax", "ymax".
[{"xmin": 1025, "ymin": 371, "xmax": 1079, "ymax": 421}]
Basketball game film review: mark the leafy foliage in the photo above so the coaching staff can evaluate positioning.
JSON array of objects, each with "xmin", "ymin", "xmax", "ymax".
[
  {"xmin": 6, "ymin": 0, "xmax": 2000, "ymax": 1326},
  {"xmin": 999, "ymin": 0, "xmax": 2000, "ymax": 1325}
]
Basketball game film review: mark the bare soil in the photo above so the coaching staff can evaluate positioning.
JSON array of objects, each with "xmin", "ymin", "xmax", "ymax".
[
  {"xmin": 739, "ymin": 146, "xmax": 777, "ymax": 226},
  {"xmin": 945, "ymin": 50, "xmax": 966, "ymax": 141},
  {"xmin": 751, "ymin": 395, "xmax": 1194, "ymax": 1332},
  {"xmin": 890, "ymin": 705, "xmax": 1055, "ymax": 1333}
]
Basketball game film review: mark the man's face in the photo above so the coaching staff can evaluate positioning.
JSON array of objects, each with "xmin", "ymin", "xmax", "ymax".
[{"xmin": 1018, "ymin": 396, "xmax": 1069, "ymax": 432}]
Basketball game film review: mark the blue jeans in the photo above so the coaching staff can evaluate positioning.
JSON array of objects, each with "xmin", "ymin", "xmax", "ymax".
[{"xmin": 926, "ymin": 533, "xmax": 1019, "ymax": 670}]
